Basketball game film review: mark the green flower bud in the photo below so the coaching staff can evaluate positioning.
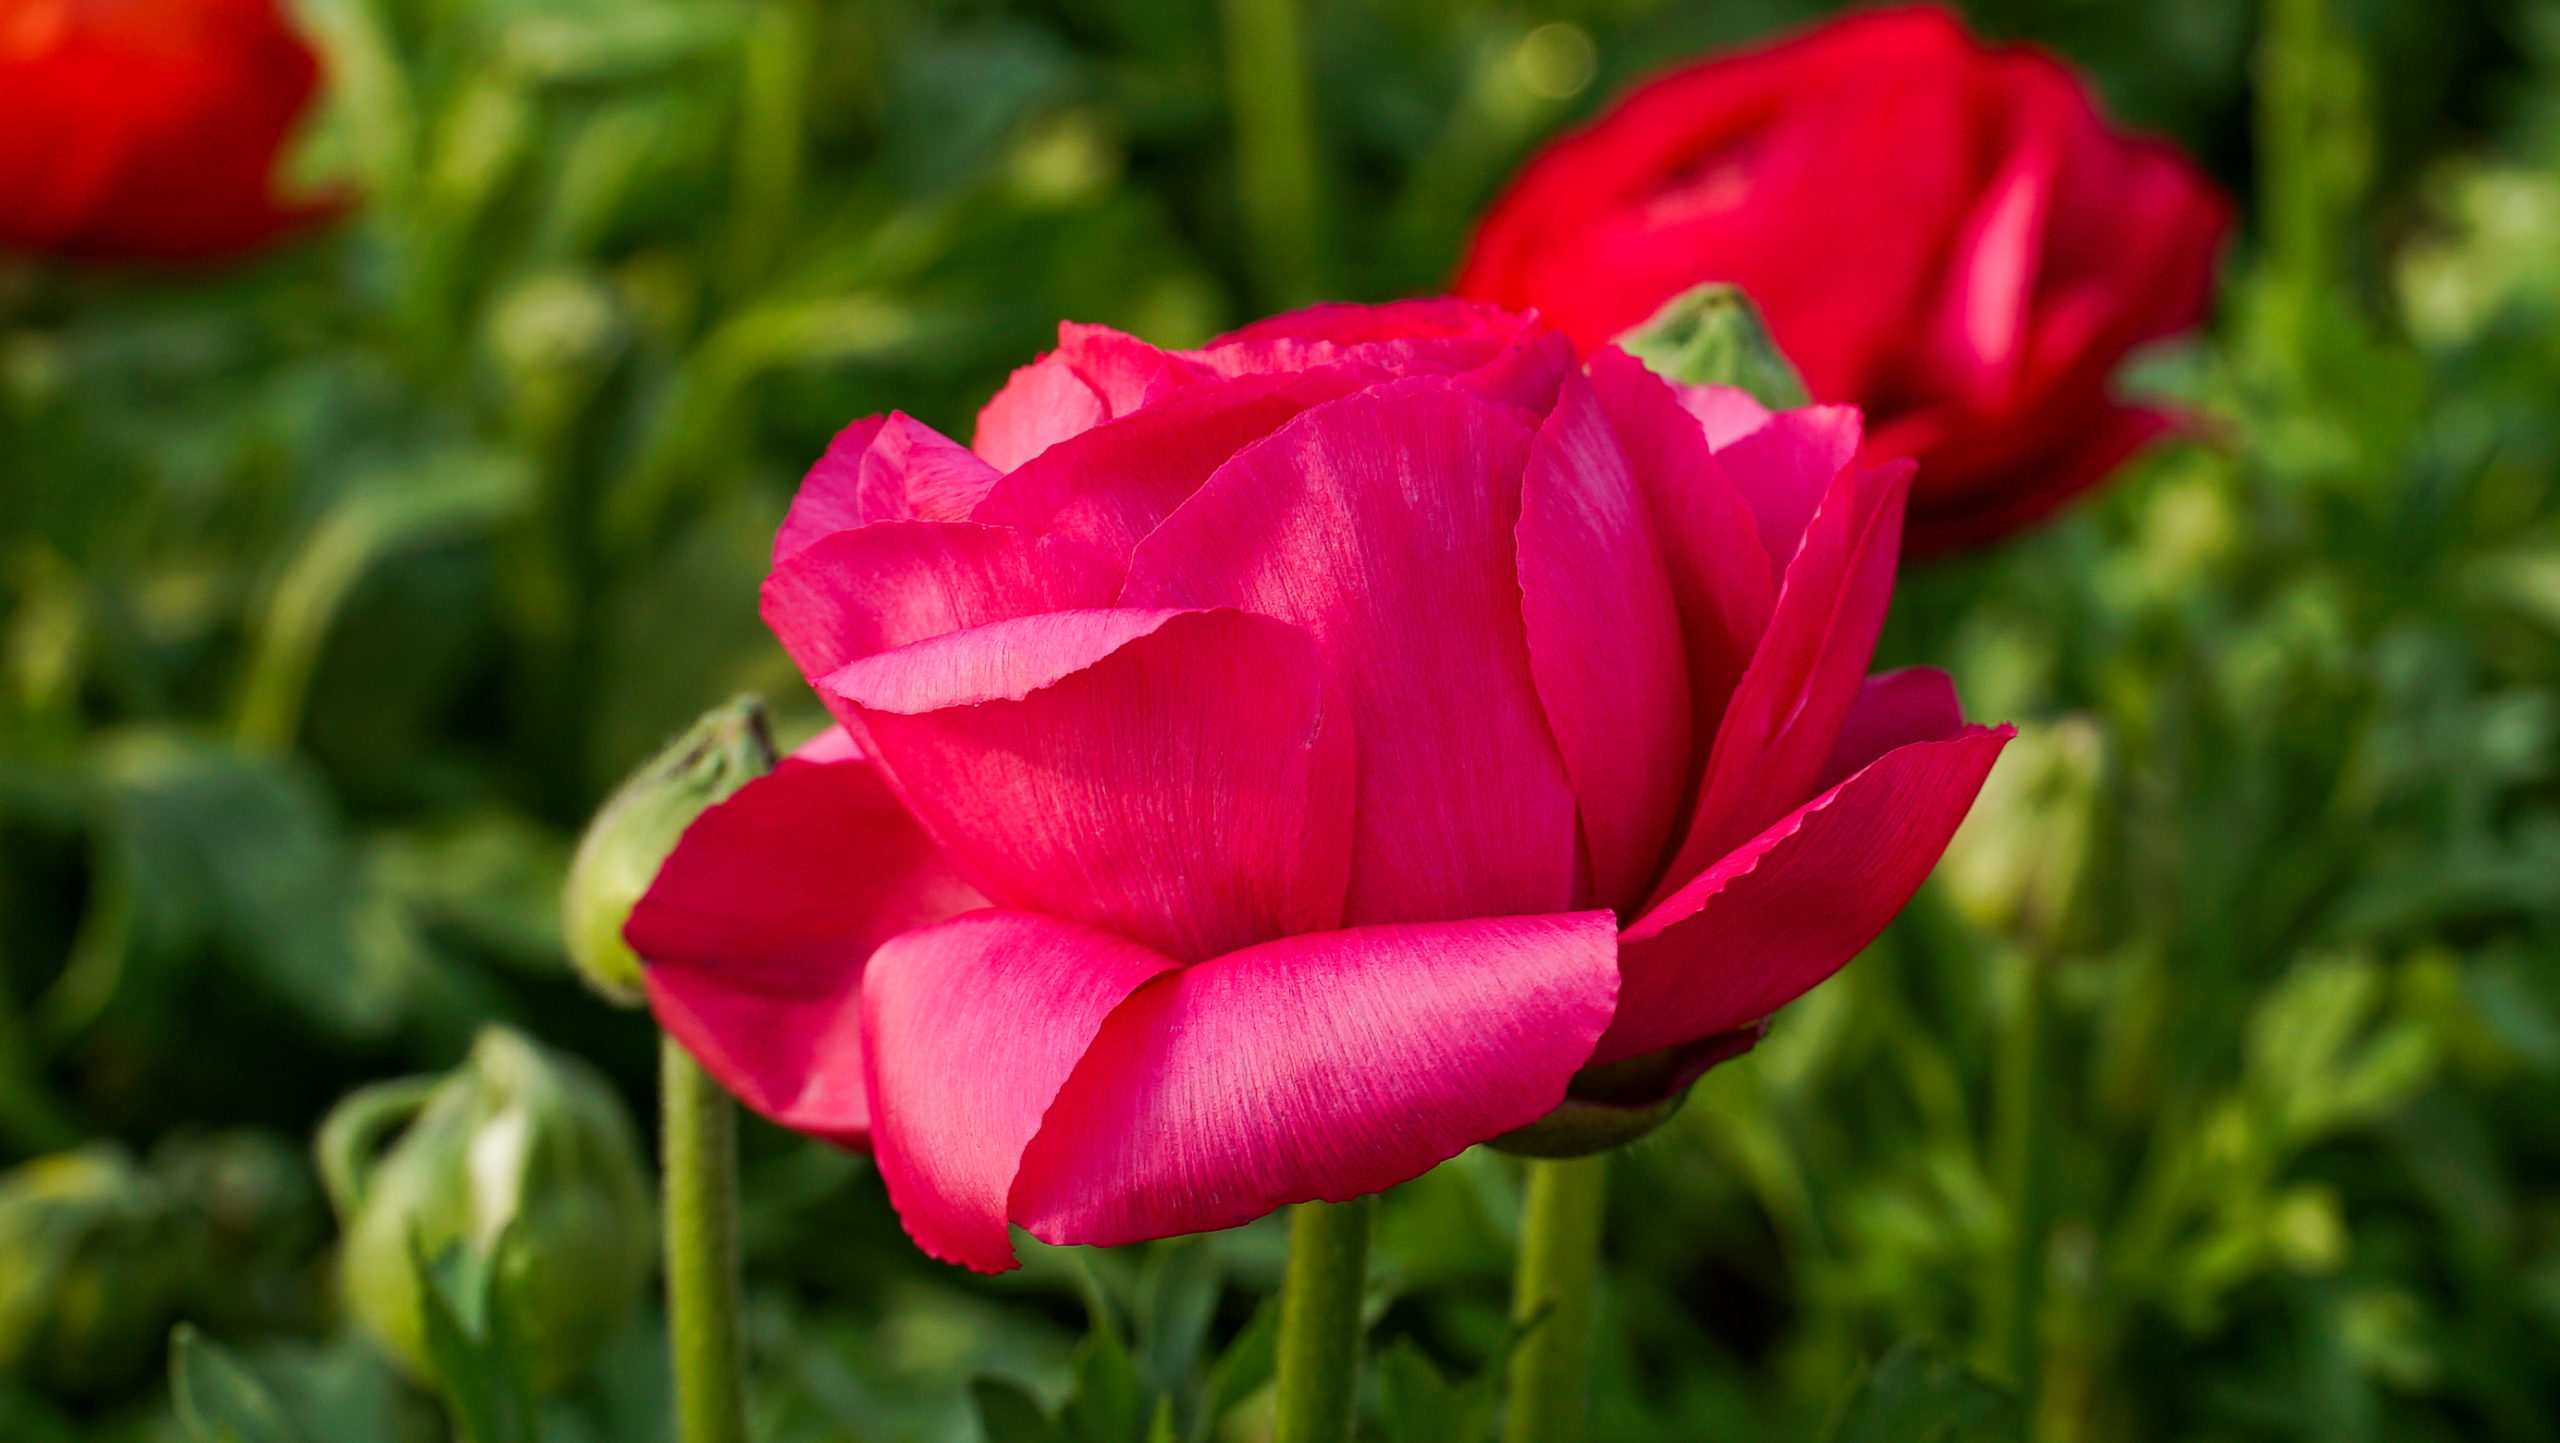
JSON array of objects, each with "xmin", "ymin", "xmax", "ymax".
[
  {"xmin": 1613, "ymin": 281, "xmax": 1813, "ymax": 409},
  {"xmin": 562, "ymin": 696, "xmax": 777, "ymax": 1005},
  {"xmin": 0, "ymin": 1145, "xmax": 192, "ymax": 1397},
  {"xmin": 319, "ymin": 1025, "xmax": 654, "ymax": 1394}
]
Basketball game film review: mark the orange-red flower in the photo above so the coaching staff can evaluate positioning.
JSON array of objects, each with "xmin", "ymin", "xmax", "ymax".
[
  {"xmin": 1459, "ymin": 6, "xmax": 2230, "ymax": 551},
  {"xmin": 0, "ymin": 0, "xmax": 332, "ymax": 261}
]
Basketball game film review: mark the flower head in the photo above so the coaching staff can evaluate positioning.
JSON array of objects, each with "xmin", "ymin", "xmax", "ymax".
[
  {"xmin": 631, "ymin": 300, "xmax": 2010, "ymax": 1271},
  {"xmin": 0, "ymin": 0, "xmax": 334, "ymax": 261},
  {"xmin": 1457, "ymin": 5, "xmax": 2231, "ymax": 550}
]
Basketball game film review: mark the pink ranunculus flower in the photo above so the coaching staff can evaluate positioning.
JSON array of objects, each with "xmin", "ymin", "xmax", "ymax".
[{"xmin": 628, "ymin": 300, "xmax": 2011, "ymax": 1272}]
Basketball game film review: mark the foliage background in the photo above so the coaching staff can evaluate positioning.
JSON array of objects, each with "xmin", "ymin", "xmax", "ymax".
[{"xmin": 5, "ymin": 0, "xmax": 2560, "ymax": 1437}]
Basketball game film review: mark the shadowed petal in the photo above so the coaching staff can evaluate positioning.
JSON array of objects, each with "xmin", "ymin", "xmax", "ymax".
[
  {"xmin": 971, "ymin": 371, "xmax": 1365, "ymax": 570},
  {"xmin": 1656, "ymin": 456, "xmax": 1912, "ymax": 903},
  {"xmin": 1596, "ymin": 725, "xmax": 2012, "ymax": 1064},
  {"xmin": 1710, "ymin": 403, "xmax": 1864, "ymax": 584},
  {"xmin": 828, "ymin": 608, "xmax": 1356, "ymax": 962},
  {"xmin": 760, "ymin": 520, "xmax": 1118, "ymax": 689},
  {"xmin": 1010, "ymin": 911, "xmax": 1621, "ymax": 1246},
  {"xmin": 1587, "ymin": 348, "xmax": 1774, "ymax": 758},
  {"xmin": 1516, "ymin": 369, "xmax": 1691, "ymax": 910},
  {"xmin": 632, "ymin": 754, "xmax": 985, "ymax": 1149},
  {"xmin": 1816, "ymin": 667, "xmax": 1966, "ymax": 794},
  {"xmin": 862, "ymin": 912, "xmax": 1181, "ymax": 1271},
  {"xmin": 1123, "ymin": 379, "xmax": 1578, "ymax": 924}
]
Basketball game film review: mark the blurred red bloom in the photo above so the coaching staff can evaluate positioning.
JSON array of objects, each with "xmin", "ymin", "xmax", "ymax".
[
  {"xmin": 0, "ymin": 0, "xmax": 333, "ymax": 261},
  {"xmin": 1457, "ymin": 5, "xmax": 2232, "ymax": 551}
]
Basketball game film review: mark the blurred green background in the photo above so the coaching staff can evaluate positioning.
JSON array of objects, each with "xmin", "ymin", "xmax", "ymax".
[{"xmin": 6, "ymin": 0, "xmax": 2560, "ymax": 1437}]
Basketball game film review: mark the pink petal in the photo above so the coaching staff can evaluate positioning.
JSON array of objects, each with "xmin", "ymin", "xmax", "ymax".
[
  {"xmin": 760, "ymin": 520, "xmax": 1118, "ymax": 689},
  {"xmin": 1596, "ymin": 725, "xmax": 2013, "ymax": 1064},
  {"xmin": 970, "ymin": 325, "xmax": 1215, "ymax": 472},
  {"xmin": 1587, "ymin": 348, "xmax": 1774, "ymax": 751},
  {"xmin": 1711, "ymin": 404, "xmax": 1864, "ymax": 584},
  {"xmin": 1455, "ymin": 323, "xmax": 1579, "ymax": 413},
  {"xmin": 972, "ymin": 359, "xmax": 1109, "ymax": 472},
  {"xmin": 1010, "ymin": 911, "xmax": 1621, "ymax": 1247},
  {"xmin": 1207, "ymin": 298, "xmax": 1530, "ymax": 348},
  {"xmin": 1654, "ymin": 456, "xmax": 1912, "ymax": 904},
  {"xmin": 1053, "ymin": 322, "xmax": 1215, "ymax": 412},
  {"xmin": 861, "ymin": 912, "xmax": 1181, "ymax": 1271},
  {"xmin": 1187, "ymin": 300, "xmax": 1533, "ymax": 379},
  {"xmin": 1123, "ymin": 379, "xmax": 1579, "ymax": 925},
  {"xmin": 970, "ymin": 370, "xmax": 1364, "ymax": 569},
  {"xmin": 779, "ymin": 414, "xmax": 1001, "ymax": 563},
  {"xmin": 632, "ymin": 755, "xmax": 986, "ymax": 1148},
  {"xmin": 828, "ymin": 608, "xmax": 1356, "ymax": 963},
  {"xmin": 1515, "ymin": 370, "xmax": 1692, "ymax": 910},
  {"xmin": 790, "ymin": 724, "xmax": 864, "ymax": 764},
  {"xmin": 1816, "ymin": 667, "xmax": 1966, "ymax": 794},
  {"xmin": 1675, "ymin": 384, "xmax": 1774, "ymax": 448}
]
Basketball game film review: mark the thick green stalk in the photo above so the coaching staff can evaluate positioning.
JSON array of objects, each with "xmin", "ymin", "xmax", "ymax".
[
  {"xmin": 1271, "ymin": 1196, "xmax": 1374, "ymax": 1443},
  {"xmin": 1217, "ymin": 0, "xmax": 1325, "ymax": 308},
  {"xmin": 662, "ymin": 1034, "xmax": 750, "ymax": 1443},
  {"xmin": 1504, "ymin": 1156, "xmax": 1608, "ymax": 1443}
]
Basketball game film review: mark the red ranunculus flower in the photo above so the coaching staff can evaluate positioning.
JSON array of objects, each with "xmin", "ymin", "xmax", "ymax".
[
  {"xmin": 629, "ymin": 301, "xmax": 2010, "ymax": 1271},
  {"xmin": 1456, "ymin": 5, "xmax": 2231, "ymax": 552},
  {"xmin": 0, "ymin": 0, "xmax": 332, "ymax": 260}
]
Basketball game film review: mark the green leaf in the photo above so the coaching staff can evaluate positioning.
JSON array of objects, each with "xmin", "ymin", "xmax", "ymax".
[
  {"xmin": 408, "ymin": 1231, "xmax": 542, "ymax": 1443},
  {"xmin": 1375, "ymin": 1337, "xmax": 1495, "ymax": 1443},
  {"xmin": 171, "ymin": 1325, "xmax": 309, "ymax": 1443},
  {"xmin": 1061, "ymin": 1317, "xmax": 1146, "ymax": 1443},
  {"xmin": 233, "ymin": 449, "xmax": 533, "ymax": 757},
  {"xmin": 1191, "ymin": 1298, "xmax": 1278, "ymax": 1443},
  {"xmin": 1823, "ymin": 1344, "xmax": 2017, "ymax": 1443},
  {"xmin": 972, "ymin": 1378, "xmax": 1066, "ymax": 1443},
  {"xmin": 1132, "ymin": 1237, "xmax": 1221, "ymax": 1401}
]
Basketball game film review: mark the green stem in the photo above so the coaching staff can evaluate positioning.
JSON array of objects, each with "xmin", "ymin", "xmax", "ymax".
[
  {"xmin": 1217, "ymin": 0, "xmax": 1325, "ymax": 308},
  {"xmin": 662, "ymin": 1034, "xmax": 750, "ymax": 1443},
  {"xmin": 1271, "ymin": 1196, "xmax": 1374, "ymax": 1443},
  {"xmin": 1987, "ymin": 947, "xmax": 2051, "ymax": 1398},
  {"xmin": 1504, "ymin": 1155, "xmax": 1608, "ymax": 1443}
]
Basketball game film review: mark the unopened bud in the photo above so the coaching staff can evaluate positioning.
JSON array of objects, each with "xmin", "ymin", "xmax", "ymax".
[
  {"xmin": 0, "ymin": 1146, "xmax": 190, "ymax": 1397},
  {"xmin": 320, "ymin": 1025, "xmax": 654, "ymax": 1394},
  {"xmin": 562, "ymin": 696, "xmax": 776, "ymax": 1005},
  {"xmin": 1614, "ymin": 282, "xmax": 1812, "ymax": 409}
]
